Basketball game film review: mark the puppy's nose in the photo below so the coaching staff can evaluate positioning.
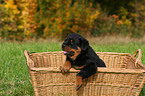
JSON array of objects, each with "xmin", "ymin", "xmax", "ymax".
[{"xmin": 62, "ymin": 44, "xmax": 66, "ymax": 50}]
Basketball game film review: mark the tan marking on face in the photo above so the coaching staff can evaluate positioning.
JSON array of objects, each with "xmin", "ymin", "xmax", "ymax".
[{"xmin": 64, "ymin": 46, "xmax": 81, "ymax": 60}]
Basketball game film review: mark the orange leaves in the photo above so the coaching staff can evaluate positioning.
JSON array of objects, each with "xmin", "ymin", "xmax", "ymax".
[
  {"xmin": 1, "ymin": 0, "xmax": 144, "ymax": 40},
  {"xmin": 22, "ymin": 0, "xmax": 37, "ymax": 38},
  {"xmin": 1, "ymin": 0, "xmax": 101, "ymax": 39},
  {"xmin": 4, "ymin": 0, "xmax": 20, "ymax": 15}
]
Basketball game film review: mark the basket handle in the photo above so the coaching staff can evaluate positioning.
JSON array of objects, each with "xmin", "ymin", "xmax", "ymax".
[
  {"xmin": 24, "ymin": 50, "xmax": 34, "ymax": 68},
  {"xmin": 131, "ymin": 49, "xmax": 145, "ymax": 69}
]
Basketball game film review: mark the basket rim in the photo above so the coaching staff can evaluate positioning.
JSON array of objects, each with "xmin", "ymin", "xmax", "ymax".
[{"xmin": 30, "ymin": 67, "xmax": 145, "ymax": 74}]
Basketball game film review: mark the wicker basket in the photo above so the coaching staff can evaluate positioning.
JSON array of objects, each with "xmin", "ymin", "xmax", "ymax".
[{"xmin": 24, "ymin": 49, "xmax": 145, "ymax": 96}]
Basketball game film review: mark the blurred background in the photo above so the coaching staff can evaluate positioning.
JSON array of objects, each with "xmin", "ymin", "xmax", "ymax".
[
  {"xmin": 1, "ymin": 1, "xmax": 145, "ymax": 95},
  {"xmin": 0, "ymin": 0, "xmax": 145, "ymax": 40}
]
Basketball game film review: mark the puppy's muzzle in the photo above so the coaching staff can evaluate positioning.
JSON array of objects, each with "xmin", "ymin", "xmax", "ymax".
[{"xmin": 63, "ymin": 51, "xmax": 75, "ymax": 56}]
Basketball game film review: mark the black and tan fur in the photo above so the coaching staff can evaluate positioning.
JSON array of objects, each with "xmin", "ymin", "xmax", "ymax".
[{"xmin": 60, "ymin": 33, "xmax": 106, "ymax": 90}]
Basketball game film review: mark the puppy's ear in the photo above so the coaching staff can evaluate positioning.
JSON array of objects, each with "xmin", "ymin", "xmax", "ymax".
[{"xmin": 79, "ymin": 37, "xmax": 89, "ymax": 52}]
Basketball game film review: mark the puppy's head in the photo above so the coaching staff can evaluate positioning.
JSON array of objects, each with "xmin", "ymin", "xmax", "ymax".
[{"xmin": 62, "ymin": 33, "xmax": 89, "ymax": 60}]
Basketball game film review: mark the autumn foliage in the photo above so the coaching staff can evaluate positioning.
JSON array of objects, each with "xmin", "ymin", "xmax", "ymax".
[{"xmin": 0, "ymin": 0, "xmax": 145, "ymax": 40}]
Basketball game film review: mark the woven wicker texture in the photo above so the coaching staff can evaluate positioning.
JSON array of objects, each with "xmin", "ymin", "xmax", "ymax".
[{"xmin": 24, "ymin": 49, "xmax": 145, "ymax": 96}]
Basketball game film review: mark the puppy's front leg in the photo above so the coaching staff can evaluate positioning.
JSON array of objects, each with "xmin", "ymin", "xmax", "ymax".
[
  {"xmin": 60, "ymin": 61, "xmax": 71, "ymax": 74},
  {"xmin": 76, "ymin": 65, "xmax": 97, "ymax": 90},
  {"xmin": 76, "ymin": 76, "xmax": 83, "ymax": 90}
]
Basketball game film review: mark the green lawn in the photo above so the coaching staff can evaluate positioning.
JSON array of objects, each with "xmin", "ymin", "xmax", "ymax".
[{"xmin": 0, "ymin": 40, "xmax": 145, "ymax": 96}]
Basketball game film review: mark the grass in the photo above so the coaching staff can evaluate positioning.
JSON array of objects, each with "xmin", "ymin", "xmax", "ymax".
[{"xmin": 0, "ymin": 37, "xmax": 145, "ymax": 96}]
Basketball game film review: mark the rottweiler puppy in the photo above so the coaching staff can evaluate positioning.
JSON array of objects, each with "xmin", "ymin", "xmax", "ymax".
[{"xmin": 60, "ymin": 33, "xmax": 106, "ymax": 90}]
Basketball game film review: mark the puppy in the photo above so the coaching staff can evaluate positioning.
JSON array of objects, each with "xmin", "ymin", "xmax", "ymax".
[{"xmin": 60, "ymin": 33, "xmax": 106, "ymax": 90}]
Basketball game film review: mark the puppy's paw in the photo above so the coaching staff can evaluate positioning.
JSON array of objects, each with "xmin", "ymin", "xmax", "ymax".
[
  {"xmin": 60, "ymin": 65, "xmax": 71, "ymax": 74},
  {"xmin": 76, "ymin": 76, "xmax": 83, "ymax": 90},
  {"xmin": 60, "ymin": 61, "xmax": 71, "ymax": 74}
]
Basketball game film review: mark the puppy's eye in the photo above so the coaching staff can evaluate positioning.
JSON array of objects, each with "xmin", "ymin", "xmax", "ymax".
[{"xmin": 70, "ymin": 40, "xmax": 74, "ymax": 44}]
